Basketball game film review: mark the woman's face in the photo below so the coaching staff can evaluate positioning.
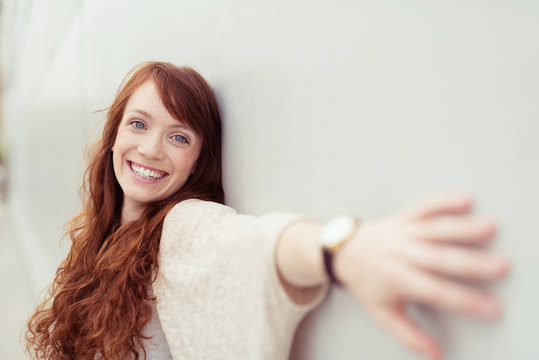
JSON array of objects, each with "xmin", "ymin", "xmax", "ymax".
[{"xmin": 112, "ymin": 80, "xmax": 202, "ymax": 212}]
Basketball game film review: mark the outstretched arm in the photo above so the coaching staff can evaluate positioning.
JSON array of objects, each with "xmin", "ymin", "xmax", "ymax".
[{"xmin": 275, "ymin": 192, "xmax": 510, "ymax": 360}]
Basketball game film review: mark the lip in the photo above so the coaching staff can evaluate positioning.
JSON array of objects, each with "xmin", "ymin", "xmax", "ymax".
[{"xmin": 127, "ymin": 160, "xmax": 169, "ymax": 184}]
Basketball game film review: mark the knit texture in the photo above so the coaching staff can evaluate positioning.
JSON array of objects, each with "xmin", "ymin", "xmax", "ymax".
[{"xmin": 152, "ymin": 199, "xmax": 328, "ymax": 359}]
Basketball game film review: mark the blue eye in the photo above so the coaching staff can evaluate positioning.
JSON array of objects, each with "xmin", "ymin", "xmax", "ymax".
[
  {"xmin": 131, "ymin": 120, "xmax": 146, "ymax": 130},
  {"xmin": 172, "ymin": 134, "xmax": 188, "ymax": 144}
]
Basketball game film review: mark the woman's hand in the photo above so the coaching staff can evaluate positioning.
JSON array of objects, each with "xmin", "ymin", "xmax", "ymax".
[{"xmin": 333, "ymin": 192, "xmax": 510, "ymax": 360}]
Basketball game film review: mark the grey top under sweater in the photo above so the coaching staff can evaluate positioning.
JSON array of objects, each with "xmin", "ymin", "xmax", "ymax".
[{"xmin": 139, "ymin": 285, "xmax": 173, "ymax": 359}]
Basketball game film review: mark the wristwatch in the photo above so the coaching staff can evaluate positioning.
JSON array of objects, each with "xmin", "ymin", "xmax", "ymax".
[{"xmin": 320, "ymin": 216, "xmax": 360, "ymax": 286}]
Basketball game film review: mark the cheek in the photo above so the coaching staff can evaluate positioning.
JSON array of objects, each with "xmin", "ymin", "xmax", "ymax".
[
  {"xmin": 111, "ymin": 152, "xmax": 120, "ymax": 181},
  {"xmin": 171, "ymin": 157, "xmax": 197, "ymax": 184},
  {"xmin": 111, "ymin": 146, "xmax": 124, "ymax": 179}
]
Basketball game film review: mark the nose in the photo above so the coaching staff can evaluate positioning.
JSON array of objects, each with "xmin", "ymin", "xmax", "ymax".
[{"xmin": 137, "ymin": 133, "xmax": 165, "ymax": 160}]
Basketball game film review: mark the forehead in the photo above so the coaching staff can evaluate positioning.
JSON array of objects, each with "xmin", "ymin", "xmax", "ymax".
[{"xmin": 124, "ymin": 80, "xmax": 169, "ymax": 118}]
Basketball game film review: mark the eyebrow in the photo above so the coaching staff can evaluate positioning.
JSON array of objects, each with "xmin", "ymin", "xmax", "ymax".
[
  {"xmin": 126, "ymin": 109, "xmax": 193, "ymax": 131},
  {"xmin": 127, "ymin": 109, "xmax": 153, "ymax": 119}
]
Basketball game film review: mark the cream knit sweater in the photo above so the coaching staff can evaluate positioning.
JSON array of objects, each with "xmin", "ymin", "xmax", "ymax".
[{"xmin": 151, "ymin": 199, "xmax": 328, "ymax": 359}]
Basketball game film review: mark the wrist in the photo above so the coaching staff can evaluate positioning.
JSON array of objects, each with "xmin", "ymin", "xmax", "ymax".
[{"xmin": 319, "ymin": 216, "xmax": 360, "ymax": 286}]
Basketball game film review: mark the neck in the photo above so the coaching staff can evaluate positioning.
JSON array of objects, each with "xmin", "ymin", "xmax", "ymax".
[{"xmin": 121, "ymin": 199, "xmax": 146, "ymax": 225}]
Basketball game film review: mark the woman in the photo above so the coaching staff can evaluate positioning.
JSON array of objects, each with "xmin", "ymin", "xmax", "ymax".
[{"xmin": 26, "ymin": 62, "xmax": 509, "ymax": 360}]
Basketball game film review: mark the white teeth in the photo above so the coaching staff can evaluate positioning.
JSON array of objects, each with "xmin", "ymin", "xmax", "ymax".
[{"xmin": 130, "ymin": 162, "xmax": 165, "ymax": 180}]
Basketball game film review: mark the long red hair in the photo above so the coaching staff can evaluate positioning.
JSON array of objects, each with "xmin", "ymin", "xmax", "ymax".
[{"xmin": 26, "ymin": 62, "xmax": 225, "ymax": 359}]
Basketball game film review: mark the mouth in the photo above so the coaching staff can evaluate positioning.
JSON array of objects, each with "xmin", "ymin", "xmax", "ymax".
[{"xmin": 128, "ymin": 161, "xmax": 169, "ymax": 180}]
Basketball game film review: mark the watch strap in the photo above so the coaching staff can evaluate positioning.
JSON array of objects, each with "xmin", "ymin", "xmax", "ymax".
[{"xmin": 322, "ymin": 247, "xmax": 343, "ymax": 286}]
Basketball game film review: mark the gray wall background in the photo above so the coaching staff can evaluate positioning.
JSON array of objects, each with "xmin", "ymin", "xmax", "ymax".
[{"xmin": 2, "ymin": 0, "xmax": 537, "ymax": 359}]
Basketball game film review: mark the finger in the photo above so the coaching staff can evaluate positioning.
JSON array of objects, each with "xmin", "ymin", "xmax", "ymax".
[
  {"xmin": 373, "ymin": 305, "xmax": 442, "ymax": 360},
  {"xmin": 401, "ymin": 242, "xmax": 510, "ymax": 281},
  {"xmin": 402, "ymin": 192, "xmax": 474, "ymax": 221},
  {"xmin": 411, "ymin": 216, "xmax": 497, "ymax": 244},
  {"xmin": 402, "ymin": 268, "xmax": 502, "ymax": 319}
]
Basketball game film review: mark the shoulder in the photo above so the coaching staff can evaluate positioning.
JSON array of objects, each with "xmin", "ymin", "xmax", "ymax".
[
  {"xmin": 168, "ymin": 199, "xmax": 234, "ymax": 214},
  {"xmin": 165, "ymin": 199, "xmax": 236, "ymax": 224},
  {"xmin": 162, "ymin": 199, "xmax": 238, "ymax": 240}
]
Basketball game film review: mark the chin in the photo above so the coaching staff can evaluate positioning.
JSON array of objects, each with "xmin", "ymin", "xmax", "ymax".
[{"xmin": 125, "ymin": 193, "xmax": 160, "ymax": 206}]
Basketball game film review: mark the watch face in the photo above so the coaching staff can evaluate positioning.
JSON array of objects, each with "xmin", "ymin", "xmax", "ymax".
[{"xmin": 320, "ymin": 216, "xmax": 357, "ymax": 247}]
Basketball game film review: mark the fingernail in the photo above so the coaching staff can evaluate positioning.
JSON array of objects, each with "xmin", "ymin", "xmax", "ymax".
[
  {"xmin": 456, "ymin": 192, "xmax": 473, "ymax": 204},
  {"xmin": 480, "ymin": 221, "xmax": 497, "ymax": 236},
  {"xmin": 487, "ymin": 256, "xmax": 510, "ymax": 275},
  {"xmin": 477, "ymin": 300, "xmax": 500, "ymax": 318}
]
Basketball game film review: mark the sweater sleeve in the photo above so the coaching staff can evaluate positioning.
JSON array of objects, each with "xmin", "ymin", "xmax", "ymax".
[
  {"xmin": 254, "ymin": 211, "xmax": 330, "ymax": 311},
  {"xmin": 153, "ymin": 199, "xmax": 329, "ymax": 360}
]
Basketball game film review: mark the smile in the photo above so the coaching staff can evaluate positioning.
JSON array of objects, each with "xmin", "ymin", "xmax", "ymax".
[{"xmin": 129, "ymin": 161, "xmax": 168, "ymax": 180}]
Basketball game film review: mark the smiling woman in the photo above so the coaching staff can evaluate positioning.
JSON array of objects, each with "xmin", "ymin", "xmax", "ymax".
[
  {"xmin": 25, "ymin": 62, "xmax": 226, "ymax": 359},
  {"xmin": 25, "ymin": 62, "xmax": 509, "ymax": 360},
  {"xmin": 112, "ymin": 80, "xmax": 202, "ymax": 224}
]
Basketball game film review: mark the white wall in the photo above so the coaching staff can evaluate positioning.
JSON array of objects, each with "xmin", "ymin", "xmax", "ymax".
[{"xmin": 2, "ymin": 1, "xmax": 538, "ymax": 358}]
